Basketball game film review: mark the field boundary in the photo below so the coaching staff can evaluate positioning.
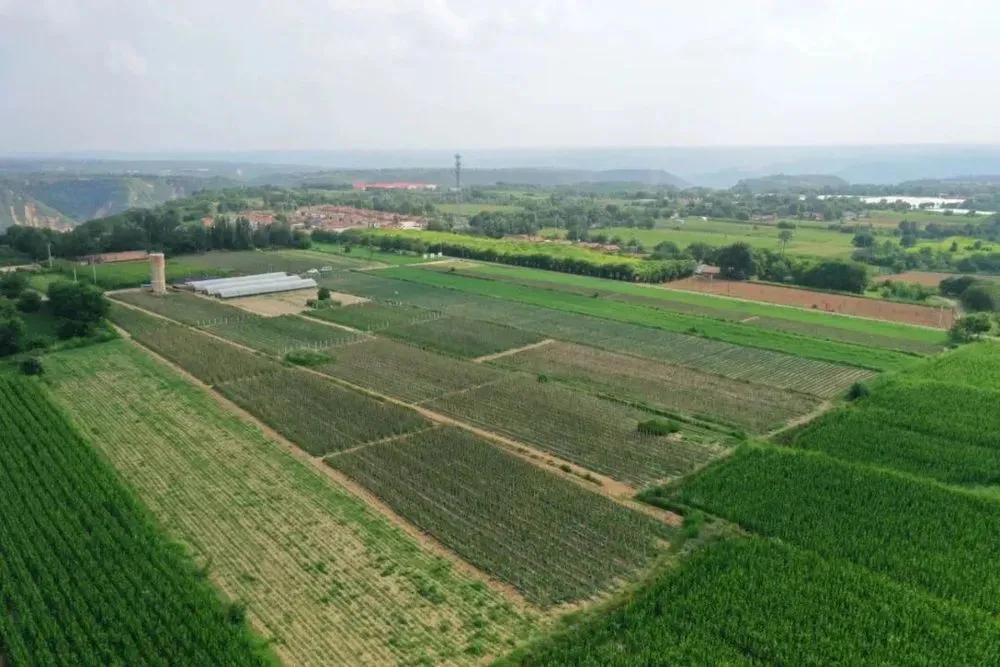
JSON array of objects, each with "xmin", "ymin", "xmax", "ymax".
[
  {"xmin": 473, "ymin": 338, "xmax": 555, "ymax": 363},
  {"xmin": 110, "ymin": 296, "xmax": 683, "ymax": 524}
]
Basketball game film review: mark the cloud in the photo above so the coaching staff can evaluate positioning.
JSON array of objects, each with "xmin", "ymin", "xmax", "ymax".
[{"xmin": 104, "ymin": 40, "xmax": 147, "ymax": 77}]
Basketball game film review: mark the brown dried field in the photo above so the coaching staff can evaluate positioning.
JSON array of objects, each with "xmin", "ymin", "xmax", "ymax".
[
  {"xmin": 876, "ymin": 271, "xmax": 991, "ymax": 287},
  {"xmin": 669, "ymin": 277, "xmax": 955, "ymax": 329}
]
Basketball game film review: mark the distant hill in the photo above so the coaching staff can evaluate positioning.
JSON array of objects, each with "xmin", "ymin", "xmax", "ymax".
[
  {"xmin": 733, "ymin": 174, "xmax": 849, "ymax": 193},
  {"xmin": 276, "ymin": 167, "xmax": 688, "ymax": 189},
  {"xmin": 0, "ymin": 174, "xmax": 234, "ymax": 230}
]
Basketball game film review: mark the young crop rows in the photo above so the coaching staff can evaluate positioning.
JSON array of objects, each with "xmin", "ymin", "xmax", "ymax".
[
  {"xmin": 428, "ymin": 376, "xmax": 729, "ymax": 487},
  {"xmin": 678, "ymin": 446, "xmax": 1000, "ymax": 615},
  {"xmin": 306, "ymin": 302, "xmax": 443, "ymax": 331},
  {"xmin": 217, "ymin": 366, "xmax": 427, "ymax": 456},
  {"xmin": 383, "ymin": 316, "xmax": 545, "ymax": 359},
  {"xmin": 315, "ymin": 337, "xmax": 502, "ymax": 403},
  {"xmin": 905, "ymin": 342, "xmax": 1000, "ymax": 389},
  {"xmin": 506, "ymin": 537, "xmax": 1000, "ymax": 666},
  {"xmin": 43, "ymin": 343, "xmax": 536, "ymax": 666},
  {"xmin": 205, "ymin": 314, "xmax": 361, "ymax": 355},
  {"xmin": 493, "ymin": 341, "xmax": 820, "ymax": 433},
  {"xmin": 329, "ymin": 427, "xmax": 673, "ymax": 607},
  {"xmin": 110, "ymin": 303, "xmax": 278, "ymax": 384},
  {"xmin": 0, "ymin": 375, "xmax": 266, "ymax": 666}
]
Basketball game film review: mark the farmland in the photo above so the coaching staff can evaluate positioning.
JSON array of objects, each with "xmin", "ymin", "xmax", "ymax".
[
  {"xmin": 328, "ymin": 426, "xmax": 673, "ymax": 606},
  {"xmin": 41, "ymin": 343, "xmax": 535, "ymax": 665},
  {"xmin": 669, "ymin": 276, "xmax": 955, "ymax": 328},
  {"xmin": 426, "ymin": 262, "xmax": 947, "ymax": 352},
  {"xmin": 315, "ymin": 337, "xmax": 502, "ymax": 403},
  {"xmin": 382, "ymin": 316, "xmax": 545, "ymax": 359},
  {"xmin": 492, "ymin": 341, "xmax": 821, "ymax": 432},
  {"xmin": 0, "ymin": 373, "xmax": 268, "ymax": 665},
  {"xmin": 503, "ymin": 537, "xmax": 1000, "ymax": 666},
  {"xmin": 306, "ymin": 302, "xmax": 442, "ymax": 331},
  {"xmin": 428, "ymin": 376, "xmax": 730, "ymax": 487},
  {"xmin": 678, "ymin": 446, "xmax": 1000, "ymax": 614},
  {"xmin": 376, "ymin": 265, "xmax": 925, "ymax": 370}
]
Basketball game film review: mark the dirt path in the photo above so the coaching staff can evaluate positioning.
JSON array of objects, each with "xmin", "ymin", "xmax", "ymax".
[
  {"xmin": 110, "ymin": 296, "xmax": 683, "ymax": 528},
  {"xmin": 473, "ymin": 339, "xmax": 555, "ymax": 363},
  {"xmin": 766, "ymin": 400, "xmax": 834, "ymax": 440},
  {"xmin": 109, "ymin": 321, "xmax": 538, "ymax": 612}
]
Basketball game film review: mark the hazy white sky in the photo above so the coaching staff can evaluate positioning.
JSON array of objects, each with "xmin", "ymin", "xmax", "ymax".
[{"xmin": 1, "ymin": 0, "xmax": 998, "ymax": 152}]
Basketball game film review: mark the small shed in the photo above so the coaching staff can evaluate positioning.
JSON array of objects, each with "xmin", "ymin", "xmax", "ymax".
[{"xmin": 694, "ymin": 264, "xmax": 721, "ymax": 280}]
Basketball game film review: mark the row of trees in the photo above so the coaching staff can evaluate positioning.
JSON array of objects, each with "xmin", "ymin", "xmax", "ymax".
[{"xmin": 0, "ymin": 276, "xmax": 109, "ymax": 356}]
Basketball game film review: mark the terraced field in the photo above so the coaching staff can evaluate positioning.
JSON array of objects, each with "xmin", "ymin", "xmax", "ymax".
[
  {"xmin": 43, "ymin": 343, "xmax": 536, "ymax": 665},
  {"xmin": 492, "ymin": 341, "xmax": 820, "ymax": 432},
  {"xmin": 329, "ymin": 427, "xmax": 673, "ymax": 606},
  {"xmin": 428, "ymin": 376, "xmax": 729, "ymax": 487}
]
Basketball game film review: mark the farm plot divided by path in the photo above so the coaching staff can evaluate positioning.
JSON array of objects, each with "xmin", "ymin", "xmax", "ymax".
[
  {"xmin": 42, "ymin": 343, "xmax": 537, "ymax": 666},
  {"xmin": 0, "ymin": 374, "xmax": 267, "ymax": 666},
  {"xmin": 491, "ymin": 341, "xmax": 821, "ymax": 433},
  {"xmin": 319, "ymin": 270, "xmax": 878, "ymax": 397},
  {"xmin": 328, "ymin": 427, "xmax": 673, "ymax": 607},
  {"xmin": 427, "ymin": 376, "xmax": 729, "ymax": 488},
  {"xmin": 306, "ymin": 301, "xmax": 442, "ymax": 331},
  {"xmin": 381, "ymin": 316, "xmax": 546, "ymax": 359}
]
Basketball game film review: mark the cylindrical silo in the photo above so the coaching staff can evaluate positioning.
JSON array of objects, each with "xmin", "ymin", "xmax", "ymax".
[{"xmin": 149, "ymin": 253, "xmax": 166, "ymax": 294}]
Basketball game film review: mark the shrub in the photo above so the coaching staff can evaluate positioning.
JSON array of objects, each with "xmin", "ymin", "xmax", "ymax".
[
  {"xmin": 48, "ymin": 281, "xmax": 108, "ymax": 323},
  {"xmin": 284, "ymin": 349, "xmax": 332, "ymax": 367},
  {"xmin": 0, "ymin": 315, "xmax": 25, "ymax": 356},
  {"xmin": 56, "ymin": 318, "xmax": 94, "ymax": 340},
  {"xmin": 960, "ymin": 282, "xmax": 1000, "ymax": 312},
  {"xmin": 19, "ymin": 357, "xmax": 43, "ymax": 375},
  {"xmin": 846, "ymin": 382, "xmax": 870, "ymax": 401},
  {"xmin": 0, "ymin": 271, "xmax": 29, "ymax": 299},
  {"xmin": 949, "ymin": 314, "xmax": 994, "ymax": 344},
  {"xmin": 16, "ymin": 290, "xmax": 42, "ymax": 313},
  {"xmin": 637, "ymin": 418, "xmax": 681, "ymax": 436},
  {"xmin": 317, "ymin": 287, "xmax": 331, "ymax": 301},
  {"xmin": 939, "ymin": 275, "xmax": 977, "ymax": 297}
]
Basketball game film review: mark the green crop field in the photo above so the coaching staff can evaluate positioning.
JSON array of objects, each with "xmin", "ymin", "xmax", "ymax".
[
  {"xmin": 503, "ymin": 537, "xmax": 1000, "ymax": 666},
  {"xmin": 205, "ymin": 314, "xmax": 360, "ymax": 355},
  {"xmin": 109, "ymin": 303, "xmax": 279, "ymax": 384},
  {"xmin": 319, "ymin": 269, "xmax": 878, "ymax": 396},
  {"xmin": 678, "ymin": 446, "xmax": 1000, "ymax": 614},
  {"xmin": 316, "ymin": 337, "xmax": 502, "ymax": 403},
  {"xmin": 591, "ymin": 218, "xmax": 856, "ymax": 258},
  {"xmin": 311, "ymin": 241, "xmax": 435, "ymax": 266},
  {"xmin": 0, "ymin": 374, "xmax": 267, "ymax": 665},
  {"xmin": 382, "ymin": 315, "xmax": 545, "ymax": 358},
  {"xmin": 114, "ymin": 289, "xmax": 250, "ymax": 325},
  {"xmin": 217, "ymin": 367, "xmax": 427, "ymax": 456},
  {"xmin": 305, "ymin": 302, "xmax": 442, "ymax": 331},
  {"xmin": 492, "ymin": 341, "xmax": 821, "ymax": 433},
  {"xmin": 428, "ymin": 376, "xmax": 729, "ymax": 487},
  {"xmin": 442, "ymin": 262, "xmax": 947, "ymax": 354},
  {"xmin": 904, "ymin": 341, "xmax": 1000, "ymax": 389},
  {"xmin": 42, "ymin": 343, "xmax": 535, "ymax": 665},
  {"xmin": 329, "ymin": 426, "xmax": 672, "ymax": 606},
  {"xmin": 376, "ymin": 266, "xmax": 918, "ymax": 371}
]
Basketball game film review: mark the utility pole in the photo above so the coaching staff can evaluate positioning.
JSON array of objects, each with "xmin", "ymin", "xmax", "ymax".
[
  {"xmin": 47, "ymin": 242, "xmax": 53, "ymax": 269},
  {"xmin": 454, "ymin": 153, "xmax": 462, "ymax": 193},
  {"xmin": 91, "ymin": 260, "xmax": 97, "ymax": 284}
]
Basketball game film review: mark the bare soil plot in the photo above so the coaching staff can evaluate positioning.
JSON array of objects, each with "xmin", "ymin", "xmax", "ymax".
[
  {"xmin": 492, "ymin": 341, "xmax": 821, "ymax": 433},
  {"xmin": 669, "ymin": 277, "xmax": 955, "ymax": 329},
  {"xmin": 228, "ymin": 288, "xmax": 321, "ymax": 317},
  {"xmin": 43, "ymin": 343, "xmax": 536, "ymax": 666}
]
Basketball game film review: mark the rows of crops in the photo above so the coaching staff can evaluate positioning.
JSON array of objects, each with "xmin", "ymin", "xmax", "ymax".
[
  {"xmin": 217, "ymin": 367, "xmax": 427, "ymax": 456},
  {"xmin": 904, "ymin": 341, "xmax": 1000, "ymax": 389},
  {"xmin": 503, "ymin": 537, "xmax": 1000, "ymax": 666},
  {"xmin": 383, "ymin": 316, "xmax": 545, "ymax": 359},
  {"xmin": 320, "ymin": 270, "xmax": 875, "ymax": 397},
  {"xmin": 493, "ymin": 341, "xmax": 820, "ymax": 432},
  {"xmin": 111, "ymin": 303, "xmax": 428, "ymax": 457},
  {"xmin": 42, "ymin": 343, "xmax": 535, "ymax": 665},
  {"xmin": 306, "ymin": 302, "xmax": 442, "ymax": 331},
  {"xmin": 427, "ymin": 376, "xmax": 729, "ymax": 487},
  {"xmin": 329, "ymin": 427, "xmax": 672, "ymax": 606},
  {"xmin": 316, "ymin": 338, "xmax": 502, "ymax": 403},
  {"xmin": 110, "ymin": 303, "xmax": 278, "ymax": 384},
  {"xmin": 114, "ymin": 289, "xmax": 252, "ymax": 325},
  {"xmin": 205, "ymin": 314, "xmax": 361, "ymax": 355},
  {"xmin": 443, "ymin": 262, "xmax": 946, "ymax": 352},
  {"xmin": 378, "ymin": 266, "xmax": 917, "ymax": 371},
  {"xmin": 678, "ymin": 446, "xmax": 1000, "ymax": 614},
  {"xmin": 0, "ymin": 374, "xmax": 267, "ymax": 665}
]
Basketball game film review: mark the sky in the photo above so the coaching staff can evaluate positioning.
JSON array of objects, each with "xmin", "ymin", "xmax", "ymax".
[{"xmin": 1, "ymin": 0, "xmax": 999, "ymax": 153}]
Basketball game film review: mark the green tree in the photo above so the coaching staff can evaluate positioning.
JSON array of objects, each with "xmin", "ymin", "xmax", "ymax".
[
  {"xmin": 778, "ymin": 229, "xmax": 794, "ymax": 255},
  {"xmin": 0, "ymin": 271, "xmax": 29, "ymax": 299},
  {"xmin": 47, "ymin": 281, "xmax": 109, "ymax": 323},
  {"xmin": 717, "ymin": 243, "xmax": 755, "ymax": 280},
  {"xmin": 0, "ymin": 314, "xmax": 25, "ymax": 356},
  {"xmin": 949, "ymin": 313, "xmax": 994, "ymax": 343},
  {"xmin": 16, "ymin": 290, "xmax": 42, "ymax": 313}
]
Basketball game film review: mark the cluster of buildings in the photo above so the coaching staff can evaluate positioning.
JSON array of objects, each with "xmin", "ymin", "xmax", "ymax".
[
  {"xmin": 289, "ymin": 205, "xmax": 427, "ymax": 232},
  {"xmin": 351, "ymin": 181, "xmax": 437, "ymax": 191}
]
